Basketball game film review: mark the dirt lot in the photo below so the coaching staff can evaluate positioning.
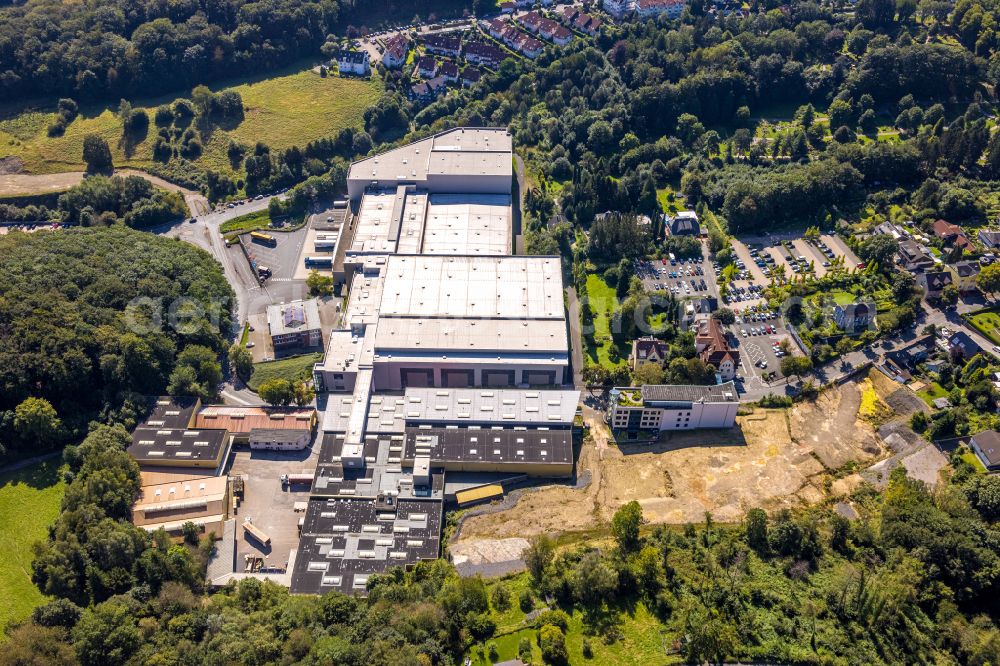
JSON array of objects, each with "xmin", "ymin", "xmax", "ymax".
[{"xmin": 455, "ymin": 381, "xmax": 888, "ymax": 544}]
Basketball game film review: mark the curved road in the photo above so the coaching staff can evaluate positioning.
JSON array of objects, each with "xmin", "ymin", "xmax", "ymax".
[{"xmin": 152, "ymin": 197, "xmax": 289, "ymax": 406}]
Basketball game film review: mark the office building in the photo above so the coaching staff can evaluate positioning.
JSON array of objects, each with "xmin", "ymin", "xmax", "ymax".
[{"xmin": 607, "ymin": 383, "xmax": 739, "ymax": 431}]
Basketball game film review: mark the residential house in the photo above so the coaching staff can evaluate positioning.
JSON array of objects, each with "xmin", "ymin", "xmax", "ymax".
[
  {"xmin": 549, "ymin": 25, "xmax": 574, "ymax": 45},
  {"xmin": 695, "ymin": 318, "xmax": 739, "ymax": 381},
  {"xmin": 381, "ymin": 34, "xmax": 410, "ymax": 69},
  {"xmin": 559, "ymin": 6, "xmax": 581, "ymax": 23},
  {"xmin": 874, "ymin": 221, "xmax": 907, "ymax": 239},
  {"xmin": 415, "ymin": 55, "xmax": 438, "ymax": 78},
  {"xmin": 880, "ymin": 335, "xmax": 934, "ymax": 382},
  {"xmin": 635, "ymin": 0, "xmax": 687, "ymax": 18},
  {"xmin": 409, "ymin": 75, "xmax": 448, "ymax": 104},
  {"xmin": 464, "ymin": 42, "xmax": 507, "ymax": 67},
  {"xmin": 602, "ymin": 0, "xmax": 632, "ymax": 18},
  {"xmin": 833, "ymin": 302, "xmax": 872, "ymax": 334},
  {"xmin": 438, "ymin": 61, "xmax": 460, "ymax": 82},
  {"xmin": 682, "ymin": 297, "xmax": 718, "ymax": 330},
  {"xmin": 969, "ymin": 430, "xmax": 1000, "ymax": 470},
  {"xmin": 666, "ymin": 211, "xmax": 700, "ymax": 236},
  {"xmin": 932, "ymin": 219, "xmax": 971, "ymax": 251},
  {"xmin": 978, "ymin": 228, "xmax": 1000, "ymax": 249},
  {"xmin": 485, "ymin": 18, "xmax": 508, "ymax": 40},
  {"xmin": 897, "ymin": 239, "xmax": 936, "ymax": 272},
  {"xmin": 518, "ymin": 11, "xmax": 544, "ymax": 34},
  {"xmin": 460, "ymin": 67, "xmax": 482, "ymax": 87},
  {"xmin": 631, "ymin": 337, "xmax": 668, "ymax": 371},
  {"xmin": 336, "ymin": 50, "xmax": 370, "ymax": 76},
  {"xmin": 499, "ymin": 1, "xmax": 516, "ymax": 13},
  {"xmin": 517, "ymin": 34, "xmax": 545, "ymax": 58},
  {"xmin": 423, "ymin": 34, "xmax": 461, "ymax": 58},
  {"xmin": 575, "ymin": 13, "xmax": 602, "ymax": 35},
  {"xmin": 916, "ymin": 270, "xmax": 953, "ymax": 298},
  {"xmin": 944, "ymin": 330, "xmax": 982, "ymax": 360},
  {"xmin": 947, "ymin": 260, "xmax": 981, "ymax": 293}
]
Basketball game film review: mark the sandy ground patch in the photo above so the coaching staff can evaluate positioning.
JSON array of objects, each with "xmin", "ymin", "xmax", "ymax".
[
  {"xmin": 450, "ymin": 537, "xmax": 530, "ymax": 567},
  {"xmin": 456, "ymin": 382, "xmax": 888, "ymax": 543}
]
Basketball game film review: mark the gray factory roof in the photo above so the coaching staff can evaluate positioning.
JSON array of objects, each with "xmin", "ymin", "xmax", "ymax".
[
  {"xmin": 128, "ymin": 427, "xmax": 228, "ymax": 464},
  {"xmin": 379, "ymin": 255, "xmax": 565, "ymax": 320},
  {"xmin": 141, "ymin": 396, "xmax": 199, "ymax": 429},
  {"xmin": 313, "ymin": 432, "xmax": 444, "ymax": 499},
  {"xmin": 290, "ymin": 497, "xmax": 442, "ymax": 595},
  {"xmin": 639, "ymin": 382, "xmax": 738, "ymax": 404},
  {"xmin": 348, "ymin": 127, "xmax": 511, "ymax": 185},
  {"xmin": 404, "ymin": 427, "xmax": 573, "ymax": 468},
  {"xmin": 401, "ymin": 388, "xmax": 580, "ymax": 425}
]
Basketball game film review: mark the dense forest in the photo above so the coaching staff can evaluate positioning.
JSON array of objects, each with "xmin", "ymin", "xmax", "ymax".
[
  {"xmin": 0, "ymin": 226, "xmax": 233, "ymax": 461},
  {"xmin": 0, "ymin": 0, "xmax": 476, "ymax": 102}
]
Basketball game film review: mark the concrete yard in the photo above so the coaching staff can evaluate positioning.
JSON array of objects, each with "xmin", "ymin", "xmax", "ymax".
[
  {"xmin": 453, "ymin": 381, "xmax": 888, "ymax": 546},
  {"xmin": 228, "ymin": 444, "xmax": 320, "ymax": 573}
]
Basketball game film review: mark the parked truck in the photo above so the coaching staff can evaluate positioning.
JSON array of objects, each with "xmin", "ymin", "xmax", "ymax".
[
  {"xmin": 280, "ymin": 473, "xmax": 315, "ymax": 488},
  {"xmin": 242, "ymin": 519, "xmax": 271, "ymax": 547}
]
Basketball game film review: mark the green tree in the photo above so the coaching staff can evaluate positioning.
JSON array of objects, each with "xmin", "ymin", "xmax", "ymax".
[
  {"xmin": 257, "ymin": 378, "xmax": 295, "ymax": 406},
  {"xmin": 570, "ymin": 550, "xmax": 618, "ymax": 606},
  {"xmin": 82, "ymin": 134, "xmax": 113, "ymax": 172},
  {"xmin": 939, "ymin": 283, "xmax": 960, "ymax": 306},
  {"xmin": 306, "ymin": 270, "xmax": 334, "ymax": 296},
  {"xmin": 612, "ymin": 501, "xmax": 644, "ymax": 551},
  {"xmin": 538, "ymin": 625, "xmax": 568, "ymax": 665},
  {"xmin": 228, "ymin": 343, "xmax": 253, "ymax": 382},
  {"xmin": 14, "ymin": 397, "xmax": 63, "ymax": 448},
  {"xmin": 976, "ymin": 263, "xmax": 1000, "ymax": 294},
  {"xmin": 744, "ymin": 508, "xmax": 769, "ymax": 554},
  {"xmin": 524, "ymin": 534, "xmax": 555, "ymax": 582},
  {"xmin": 781, "ymin": 355, "xmax": 813, "ymax": 380}
]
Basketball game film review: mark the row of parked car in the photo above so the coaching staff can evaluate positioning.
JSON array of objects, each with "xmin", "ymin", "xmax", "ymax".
[{"xmin": 740, "ymin": 324, "xmax": 777, "ymax": 337}]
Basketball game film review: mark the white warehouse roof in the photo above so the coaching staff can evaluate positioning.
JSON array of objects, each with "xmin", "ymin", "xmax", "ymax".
[
  {"xmin": 379, "ymin": 255, "xmax": 564, "ymax": 320},
  {"xmin": 403, "ymin": 388, "xmax": 581, "ymax": 425}
]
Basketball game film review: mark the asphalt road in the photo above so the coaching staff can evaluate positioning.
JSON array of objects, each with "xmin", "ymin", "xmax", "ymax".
[{"xmin": 153, "ymin": 197, "xmax": 290, "ymax": 407}]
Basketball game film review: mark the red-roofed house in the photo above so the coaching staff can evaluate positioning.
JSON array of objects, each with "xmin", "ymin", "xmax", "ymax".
[
  {"xmin": 381, "ymin": 34, "xmax": 410, "ymax": 69},
  {"xmin": 631, "ymin": 337, "xmax": 669, "ymax": 371},
  {"xmin": 695, "ymin": 318, "xmax": 739, "ymax": 381},
  {"xmin": 932, "ymin": 219, "xmax": 971, "ymax": 250}
]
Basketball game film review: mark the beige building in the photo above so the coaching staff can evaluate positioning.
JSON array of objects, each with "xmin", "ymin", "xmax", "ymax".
[{"xmin": 132, "ymin": 475, "xmax": 230, "ymax": 539}]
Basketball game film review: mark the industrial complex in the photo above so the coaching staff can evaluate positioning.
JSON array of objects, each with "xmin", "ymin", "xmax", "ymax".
[
  {"xmin": 289, "ymin": 127, "xmax": 581, "ymax": 595},
  {"xmin": 122, "ymin": 128, "xmax": 743, "ymax": 597}
]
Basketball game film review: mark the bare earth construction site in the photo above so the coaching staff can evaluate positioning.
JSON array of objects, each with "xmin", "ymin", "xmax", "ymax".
[{"xmin": 455, "ymin": 379, "xmax": 889, "ymax": 548}]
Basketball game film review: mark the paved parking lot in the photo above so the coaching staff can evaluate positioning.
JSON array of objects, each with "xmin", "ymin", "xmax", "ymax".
[
  {"xmin": 242, "ymin": 226, "xmax": 310, "ymax": 281},
  {"xmin": 228, "ymin": 443, "xmax": 319, "ymax": 572},
  {"xmin": 637, "ymin": 245, "xmax": 716, "ymax": 299}
]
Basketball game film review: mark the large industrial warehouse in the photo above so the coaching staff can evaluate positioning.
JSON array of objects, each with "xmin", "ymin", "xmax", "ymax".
[{"xmin": 290, "ymin": 128, "xmax": 581, "ymax": 596}]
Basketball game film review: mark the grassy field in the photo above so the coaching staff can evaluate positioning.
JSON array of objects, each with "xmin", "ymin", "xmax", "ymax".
[
  {"xmin": 248, "ymin": 352, "xmax": 323, "ymax": 391},
  {"xmin": 0, "ymin": 458, "xmax": 65, "ymax": 637},
  {"xmin": 583, "ymin": 274, "xmax": 628, "ymax": 369},
  {"xmin": 468, "ymin": 573, "xmax": 673, "ymax": 665},
  {"xmin": 965, "ymin": 309, "xmax": 1000, "ymax": 345},
  {"xmin": 917, "ymin": 381, "xmax": 949, "ymax": 407},
  {"xmin": 0, "ymin": 65, "xmax": 382, "ymax": 179}
]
